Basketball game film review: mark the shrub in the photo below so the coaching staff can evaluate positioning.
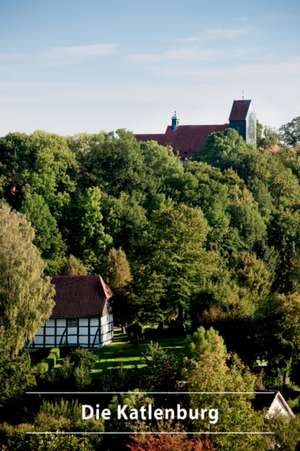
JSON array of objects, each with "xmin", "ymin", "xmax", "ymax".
[
  {"xmin": 70, "ymin": 348, "xmax": 97, "ymax": 389},
  {"xmin": 50, "ymin": 348, "xmax": 60, "ymax": 359},
  {"xmin": 44, "ymin": 355, "xmax": 56, "ymax": 369},
  {"xmin": 0, "ymin": 421, "xmax": 96, "ymax": 450},
  {"xmin": 36, "ymin": 361, "xmax": 49, "ymax": 375}
]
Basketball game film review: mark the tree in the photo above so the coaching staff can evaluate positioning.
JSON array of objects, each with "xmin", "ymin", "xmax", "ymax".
[
  {"xmin": 128, "ymin": 423, "xmax": 214, "ymax": 451},
  {"xmin": 62, "ymin": 255, "xmax": 88, "ymax": 275},
  {"xmin": 256, "ymin": 292, "xmax": 300, "ymax": 384},
  {"xmin": 106, "ymin": 247, "xmax": 132, "ymax": 291},
  {"xmin": 197, "ymin": 128, "xmax": 256, "ymax": 170},
  {"xmin": 183, "ymin": 327, "xmax": 271, "ymax": 451},
  {"xmin": 80, "ymin": 130, "xmax": 146, "ymax": 196},
  {"xmin": 0, "ymin": 204, "xmax": 55, "ymax": 355},
  {"xmin": 101, "ymin": 191, "xmax": 148, "ymax": 253},
  {"xmin": 279, "ymin": 116, "xmax": 300, "ymax": 147},
  {"xmin": 21, "ymin": 191, "xmax": 66, "ymax": 274},
  {"xmin": 268, "ymin": 209, "xmax": 300, "ymax": 292},
  {"xmin": 143, "ymin": 341, "xmax": 181, "ymax": 391},
  {"xmin": 142, "ymin": 200, "xmax": 218, "ymax": 327},
  {"xmin": 0, "ymin": 132, "xmax": 78, "ymax": 218},
  {"xmin": 0, "ymin": 338, "xmax": 36, "ymax": 408},
  {"xmin": 71, "ymin": 187, "xmax": 112, "ymax": 272},
  {"xmin": 256, "ymin": 120, "xmax": 279, "ymax": 149}
]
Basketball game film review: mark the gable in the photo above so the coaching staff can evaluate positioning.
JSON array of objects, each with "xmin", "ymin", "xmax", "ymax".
[{"xmin": 266, "ymin": 392, "xmax": 295, "ymax": 420}]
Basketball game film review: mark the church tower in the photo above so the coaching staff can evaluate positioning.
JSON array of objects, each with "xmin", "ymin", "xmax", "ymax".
[{"xmin": 229, "ymin": 99, "xmax": 256, "ymax": 145}]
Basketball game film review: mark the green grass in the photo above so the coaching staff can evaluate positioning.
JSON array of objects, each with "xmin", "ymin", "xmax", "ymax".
[{"xmin": 91, "ymin": 336, "xmax": 185, "ymax": 373}]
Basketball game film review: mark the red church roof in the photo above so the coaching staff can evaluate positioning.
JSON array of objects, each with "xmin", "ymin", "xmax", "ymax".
[
  {"xmin": 136, "ymin": 124, "xmax": 226, "ymax": 159},
  {"xmin": 229, "ymin": 99, "xmax": 251, "ymax": 121},
  {"xmin": 51, "ymin": 276, "xmax": 113, "ymax": 318},
  {"xmin": 135, "ymin": 99, "xmax": 253, "ymax": 158}
]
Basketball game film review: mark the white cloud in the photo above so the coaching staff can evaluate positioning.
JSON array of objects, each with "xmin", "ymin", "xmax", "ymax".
[
  {"xmin": 176, "ymin": 27, "xmax": 249, "ymax": 43},
  {"xmin": 129, "ymin": 47, "xmax": 245, "ymax": 64},
  {"xmin": 48, "ymin": 43, "xmax": 117, "ymax": 61},
  {"xmin": 129, "ymin": 48, "xmax": 216, "ymax": 63},
  {"xmin": 0, "ymin": 43, "xmax": 118, "ymax": 66}
]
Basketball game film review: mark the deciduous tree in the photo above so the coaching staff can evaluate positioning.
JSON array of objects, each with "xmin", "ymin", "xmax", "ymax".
[{"xmin": 0, "ymin": 204, "xmax": 54, "ymax": 355}]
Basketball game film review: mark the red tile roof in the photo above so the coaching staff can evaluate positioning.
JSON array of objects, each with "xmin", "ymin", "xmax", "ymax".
[
  {"xmin": 229, "ymin": 100, "xmax": 251, "ymax": 121},
  {"xmin": 136, "ymin": 124, "xmax": 226, "ymax": 158},
  {"xmin": 51, "ymin": 276, "xmax": 113, "ymax": 318},
  {"xmin": 135, "ymin": 133, "xmax": 166, "ymax": 145}
]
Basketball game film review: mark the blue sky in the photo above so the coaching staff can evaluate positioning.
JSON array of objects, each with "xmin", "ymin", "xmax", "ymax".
[{"xmin": 0, "ymin": 0, "xmax": 299, "ymax": 135}]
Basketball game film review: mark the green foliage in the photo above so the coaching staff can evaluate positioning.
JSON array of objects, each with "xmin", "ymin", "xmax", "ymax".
[
  {"xmin": 71, "ymin": 186, "xmax": 112, "ymax": 271},
  {"xmin": 197, "ymin": 128, "xmax": 256, "ymax": 170},
  {"xmin": 143, "ymin": 341, "xmax": 181, "ymax": 391},
  {"xmin": 45, "ymin": 354, "xmax": 56, "ymax": 369},
  {"xmin": 183, "ymin": 327, "xmax": 271, "ymax": 450},
  {"xmin": 106, "ymin": 247, "xmax": 132, "ymax": 290},
  {"xmin": 0, "ymin": 421, "xmax": 96, "ymax": 451},
  {"xmin": 279, "ymin": 116, "xmax": 300, "ymax": 146},
  {"xmin": 70, "ymin": 348, "xmax": 98, "ymax": 389},
  {"xmin": 50, "ymin": 347, "xmax": 60, "ymax": 359},
  {"xmin": 21, "ymin": 190, "xmax": 66, "ymax": 273},
  {"xmin": 269, "ymin": 414, "xmax": 300, "ymax": 450},
  {"xmin": 0, "ymin": 345, "xmax": 35, "ymax": 408},
  {"xmin": 102, "ymin": 191, "xmax": 148, "ymax": 252},
  {"xmin": 36, "ymin": 361, "xmax": 49, "ymax": 375},
  {"xmin": 136, "ymin": 200, "xmax": 217, "ymax": 325},
  {"xmin": 62, "ymin": 254, "xmax": 88, "ymax": 275},
  {"xmin": 1, "ymin": 122, "xmax": 300, "ymax": 443},
  {"xmin": 256, "ymin": 292, "xmax": 300, "ymax": 383},
  {"xmin": 0, "ymin": 204, "xmax": 55, "ymax": 355},
  {"xmin": 257, "ymin": 120, "xmax": 279, "ymax": 149}
]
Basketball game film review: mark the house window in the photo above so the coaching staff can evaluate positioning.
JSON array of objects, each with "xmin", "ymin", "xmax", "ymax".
[{"xmin": 67, "ymin": 319, "xmax": 78, "ymax": 328}]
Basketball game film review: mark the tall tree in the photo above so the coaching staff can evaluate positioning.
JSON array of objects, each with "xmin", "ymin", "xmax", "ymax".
[
  {"xmin": 0, "ymin": 204, "xmax": 54, "ymax": 356},
  {"xmin": 136, "ymin": 200, "xmax": 218, "ymax": 327},
  {"xmin": 106, "ymin": 247, "xmax": 132, "ymax": 291},
  {"xmin": 21, "ymin": 190, "xmax": 66, "ymax": 274},
  {"xmin": 183, "ymin": 327, "xmax": 271, "ymax": 451},
  {"xmin": 62, "ymin": 255, "xmax": 88, "ymax": 276},
  {"xmin": 71, "ymin": 187, "xmax": 112, "ymax": 272}
]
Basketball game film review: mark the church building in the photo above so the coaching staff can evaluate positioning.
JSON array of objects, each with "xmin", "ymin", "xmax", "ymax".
[{"xmin": 135, "ymin": 99, "xmax": 256, "ymax": 159}]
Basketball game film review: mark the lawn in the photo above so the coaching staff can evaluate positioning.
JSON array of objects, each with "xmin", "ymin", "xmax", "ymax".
[{"xmin": 91, "ymin": 332, "xmax": 185, "ymax": 374}]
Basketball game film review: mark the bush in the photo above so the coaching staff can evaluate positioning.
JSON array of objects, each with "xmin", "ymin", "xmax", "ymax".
[
  {"xmin": 50, "ymin": 348, "xmax": 60, "ymax": 359},
  {"xmin": 0, "ymin": 421, "xmax": 96, "ymax": 450},
  {"xmin": 44, "ymin": 354, "xmax": 56, "ymax": 369},
  {"xmin": 70, "ymin": 348, "xmax": 97, "ymax": 389},
  {"xmin": 36, "ymin": 361, "xmax": 49, "ymax": 375}
]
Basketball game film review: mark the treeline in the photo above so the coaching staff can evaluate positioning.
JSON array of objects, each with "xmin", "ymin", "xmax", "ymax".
[
  {"xmin": 0, "ymin": 121, "xmax": 300, "ymax": 449},
  {"xmin": 0, "ymin": 126, "xmax": 300, "ymax": 384}
]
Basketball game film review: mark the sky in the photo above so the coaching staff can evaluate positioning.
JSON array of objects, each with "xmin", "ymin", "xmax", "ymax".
[{"xmin": 0, "ymin": 0, "xmax": 299, "ymax": 135}]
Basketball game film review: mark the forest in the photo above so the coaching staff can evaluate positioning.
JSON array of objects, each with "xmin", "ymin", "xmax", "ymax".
[{"xmin": 0, "ymin": 117, "xmax": 300, "ymax": 450}]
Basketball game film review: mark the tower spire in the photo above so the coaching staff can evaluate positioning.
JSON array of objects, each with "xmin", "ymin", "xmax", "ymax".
[{"xmin": 171, "ymin": 111, "xmax": 179, "ymax": 130}]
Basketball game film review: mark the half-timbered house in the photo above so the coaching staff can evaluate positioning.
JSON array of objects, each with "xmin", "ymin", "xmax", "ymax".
[{"xmin": 31, "ymin": 275, "xmax": 113, "ymax": 348}]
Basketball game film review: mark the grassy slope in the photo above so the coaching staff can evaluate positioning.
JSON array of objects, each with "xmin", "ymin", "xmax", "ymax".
[{"xmin": 92, "ymin": 335, "xmax": 185, "ymax": 373}]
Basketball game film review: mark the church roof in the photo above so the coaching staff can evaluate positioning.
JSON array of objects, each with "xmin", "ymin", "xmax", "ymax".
[
  {"xmin": 229, "ymin": 99, "xmax": 251, "ymax": 121},
  {"xmin": 135, "ymin": 133, "xmax": 166, "ymax": 145},
  {"xmin": 51, "ymin": 276, "xmax": 113, "ymax": 318},
  {"xmin": 135, "ymin": 99, "xmax": 254, "ymax": 157},
  {"xmin": 136, "ymin": 124, "xmax": 226, "ymax": 159}
]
